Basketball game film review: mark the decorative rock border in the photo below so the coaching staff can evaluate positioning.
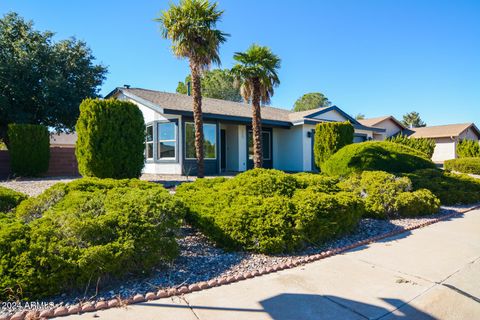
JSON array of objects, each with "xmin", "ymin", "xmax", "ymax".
[{"xmin": 1, "ymin": 205, "xmax": 478, "ymax": 320}]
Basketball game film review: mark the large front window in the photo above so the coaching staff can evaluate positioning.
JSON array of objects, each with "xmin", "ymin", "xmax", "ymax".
[
  {"xmin": 185, "ymin": 122, "xmax": 217, "ymax": 159},
  {"xmin": 248, "ymin": 131, "xmax": 271, "ymax": 160},
  {"xmin": 145, "ymin": 125, "xmax": 153, "ymax": 159},
  {"xmin": 158, "ymin": 122, "xmax": 176, "ymax": 159}
]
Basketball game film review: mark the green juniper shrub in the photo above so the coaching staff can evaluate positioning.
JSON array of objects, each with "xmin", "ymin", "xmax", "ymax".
[
  {"xmin": 444, "ymin": 157, "xmax": 480, "ymax": 175},
  {"xmin": 176, "ymin": 168, "xmax": 362, "ymax": 253},
  {"xmin": 456, "ymin": 139, "xmax": 480, "ymax": 158},
  {"xmin": 0, "ymin": 186, "xmax": 27, "ymax": 213},
  {"xmin": 313, "ymin": 121, "xmax": 354, "ymax": 170},
  {"xmin": 7, "ymin": 124, "xmax": 50, "ymax": 177},
  {"xmin": 75, "ymin": 98, "xmax": 145, "ymax": 178},
  {"xmin": 387, "ymin": 135, "xmax": 436, "ymax": 158},
  {"xmin": 292, "ymin": 189, "xmax": 363, "ymax": 246},
  {"xmin": 395, "ymin": 189, "xmax": 440, "ymax": 217},
  {"xmin": 293, "ymin": 172, "xmax": 340, "ymax": 193},
  {"xmin": 406, "ymin": 169, "xmax": 480, "ymax": 205},
  {"xmin": 322, "ymin": 141, "xmax": 435, "ymax": 176},
  {"xmin": 1, "ymin": 178, "xmax": 185, "ymax": 300},
  {"xmin": 219, "ymin": 168, "xmax": 299, "ymax": 197},
  {"xmin": 339, "ymin": 171, "xmax": 440, "ymax": 219}
]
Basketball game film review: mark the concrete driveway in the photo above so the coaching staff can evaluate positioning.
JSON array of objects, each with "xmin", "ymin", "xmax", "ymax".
[{"xmin": 66, "ymin": 210, "xmax": 480, "ymax": 320}]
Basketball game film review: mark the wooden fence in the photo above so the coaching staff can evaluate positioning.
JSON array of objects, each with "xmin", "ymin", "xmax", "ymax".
[{"xmin": 0, "ymin": 148, "xmax": 79, "ymax": 179}]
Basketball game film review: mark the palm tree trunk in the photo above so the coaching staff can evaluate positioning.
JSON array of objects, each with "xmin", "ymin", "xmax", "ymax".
[
  {"xmin": 251, "ymin": 78, "xmax": 263, "ymax": 168},
  {"xmin": 190, "ymin": 61, "xmax": 205, "ymax": 178}
]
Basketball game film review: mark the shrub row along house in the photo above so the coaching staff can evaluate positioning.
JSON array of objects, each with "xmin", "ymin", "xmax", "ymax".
[
  {"xmin": 359, "ymin": 116, "xmax": 480, "ymax": 163},
  {"xmin": 105, "ymin": 87, "xmax": 385, "ymax": 175}
]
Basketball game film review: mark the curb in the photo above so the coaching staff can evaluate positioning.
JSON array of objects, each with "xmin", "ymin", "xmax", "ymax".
[{"xmin": 3, "ymin": 205, "xmax": 478, "ymax": 320}]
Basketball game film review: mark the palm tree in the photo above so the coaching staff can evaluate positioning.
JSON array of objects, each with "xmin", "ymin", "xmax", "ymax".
[
  {"xmin": 156, "ymin": 0, "xmax": 228, "ymax": 178},
  {"xmin": 231, "ymin": 44, "xmax": 281, "ymax": 168}
]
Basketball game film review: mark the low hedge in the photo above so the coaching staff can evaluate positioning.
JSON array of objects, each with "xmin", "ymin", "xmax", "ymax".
[
  {"xmin": 175, "ymin": 169, "xmax": 362, "ymax": 253},
  {"xmin": 322, "ymin": 141, "xmax": 436, "ymax": 176},
  {"xmin": 406, "ymin": 169, "xmax": 480, "ymax": 205},
  {"xmin": 7, "ymin": 124, "xmax": 50, "ymax": 177},
  {"xmin": 1, "ymin": 178, "xmax": 185, "ymax": 300},
  {"xmin": 0, "ymin": 186, "xmax": 27, "ymax": 213},
  {"xmin": 444, "ymin": 158, "xmax": 480, "ymax": 175},
  {"xmin": 339, "ymin": 171, "xmax": 440, "ymax": 219}
]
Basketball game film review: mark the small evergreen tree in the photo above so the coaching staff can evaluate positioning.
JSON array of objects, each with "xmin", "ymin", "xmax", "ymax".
[
  {"xmin": 314, "ymin": 121, "xmax": 354, "ymax": 170},
  {"xmin": 75, "ymin": 99, "xmax": 145, "ymax": 178}
]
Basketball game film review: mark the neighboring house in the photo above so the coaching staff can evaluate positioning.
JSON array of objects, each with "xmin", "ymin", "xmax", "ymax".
[
  {"xmin": 409, "ymin": 123, "xmax": 480, "ymax": 163},
  {"xmin": 50, "ymin": 132, "xmax": 77, "ymax": 147},
  {"xmin": 105, "ymin": 87, "xmax": 385, "ymax": 175},
  {"xmin": 358, "ymin": 116, "xmax": 409, "ymax": 139}
]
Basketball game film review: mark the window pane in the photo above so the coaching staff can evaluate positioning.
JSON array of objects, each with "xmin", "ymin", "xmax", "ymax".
[
  {"xmin": 185, "ymin": 122, "xmax": 217, "ymax": 159},
  {"xmin": 262, "ymin": 132, "xmax": 270, "ymax": 159},
  {"xmin": 159, "ymin": 141, "xmax": 175, "ymax": 158},
  {"xmin": 146, "ymin": 143, "xmax": 153, "ymax": 159},
  {"xmin": 146, "ymin": 126, "xmax": 153, "ymax": 142},
  {"xmin": 159, "ymin": 122, "xmax": 175, "ymax": 141},
  {"xmin": 185, "ymin": 123, "xmax": 196, "ymax": 158},
  {"xmin": 204, "ymin": 124, "xmax": 216, "ymax": 159}
]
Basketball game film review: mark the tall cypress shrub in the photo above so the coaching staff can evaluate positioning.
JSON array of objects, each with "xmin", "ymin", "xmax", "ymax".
[
  {"xmin": 75, "ymin": 99, "xmax": 145, "ymax": 178},
  {"xmin": 314, "ymin": 121, "xmax": 354, "ymax": 170},
  {"xmin": 8, "ymin": 124, "xmax": 50, "ymax": 176}
]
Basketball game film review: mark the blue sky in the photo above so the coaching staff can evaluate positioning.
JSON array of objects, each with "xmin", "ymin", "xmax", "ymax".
[{"xmin": 1, "ymin": 0, "xmax": 479, "ymax": 125}]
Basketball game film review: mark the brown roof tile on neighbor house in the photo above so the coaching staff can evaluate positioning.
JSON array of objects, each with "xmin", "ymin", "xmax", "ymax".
[
  {"xmin": 409, "ymin": 123, "xmax": 480, "ymax": 139},
  {"xmin": 358, "ymin": 116, "xmax": 406, "ymax": 129},
  {"xmin": 122, "ymin": 88, "xmax": 293, "ymax": 122}
]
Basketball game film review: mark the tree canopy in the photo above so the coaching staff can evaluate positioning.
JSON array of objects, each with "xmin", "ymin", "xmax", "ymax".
[
  {"xmin": 293, "ymin": 92, "xmax": 332, "ymax": 112},
  {"xmin": 402, "ymin": 111, "xmax": 426, "ymax": 128},
  {"xmin": 0, "ymin": 12, "xmax": 107, "ymax": 144},
  {"xmin": 176, "ymin": 69, "xmax": 242, "ymax": 102}
]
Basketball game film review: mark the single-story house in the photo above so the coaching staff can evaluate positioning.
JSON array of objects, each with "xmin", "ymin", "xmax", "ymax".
[
  {"xmin": 409, "ymin": 123, "xmax": 480, "ymax": 163},
  {"xmin": 358, "ymin": 116, "xmax": 410, "ymax": 139},
  {"xmin": 105, "ymin": 87, "xmax": 385, "ymax": 175}
]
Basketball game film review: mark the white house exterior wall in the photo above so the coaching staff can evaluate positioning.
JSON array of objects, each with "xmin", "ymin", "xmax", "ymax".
[
  {"xmin": 311, "ymin": 109, "xmax": 347, "ymax": 122},
  {"xmin": 431, "ymin": 137, "xmax": 456, "ymax": 163},
  {"xmin": 118, "ymin": 93, "xmax": 183, "ymax": 175},
  {"xmin": 459, "ymin": 128, "xmax": 480, "ymax": 141},
  {"xmin": 272, "ymin": 126, "xmax": 304, "ymax": 172},
  {"xmin": 376, "ymin": 119, "xmax": 402, "ymax": 138}
]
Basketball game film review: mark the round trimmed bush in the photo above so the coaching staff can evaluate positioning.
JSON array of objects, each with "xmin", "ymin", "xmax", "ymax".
[
  {"xmin": 2, "ymin": 178, "xmax": 185, "ymax": 299},
  {"xmin": 444, "ymin": 157, "xmax": 480, "ymax": 175},
  {"xmin": 396, "ymin": 189, "xmax": 440, "ymax": 217},
  {"xmin": 322, "ymin": 141, "xmax": 436, "ymax": 176},
  {"xmin": 7, "ymin": 124, "xmax": 50, "ymax": 177},
  {"xmin": 292, "ymin": 189, "xmax": 363, "ymax": 244},
  {"xmin": 339, "ymin": 171, "xmax": 440, "ymax": 219},
  {"xmin": 0, "ymin": 186, "xmax": 27, "ymax": 213},
  {"xmin": 175, "ymin": 168, "xmax": 362, "ymax": 253},
  {"xmin": 75, "ymin": 98, "xmax": 145, "ymax": 178}
]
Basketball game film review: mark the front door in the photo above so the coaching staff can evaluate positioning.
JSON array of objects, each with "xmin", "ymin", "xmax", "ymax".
[
  {"xmin": 220, "ymin": 129, "xmax": 226, "ymax": 171},
  {"xmin": 247, "ymin": 128, "xmax": 273, "ymax": 169}
]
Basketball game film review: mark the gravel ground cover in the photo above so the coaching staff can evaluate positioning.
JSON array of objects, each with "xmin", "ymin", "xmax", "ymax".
[
  {"xmin": 1, "ymin": 204, "xmax": 474, "ymax": 317},
  {"xmin": 0, "ymin": 177, "xmax": 77, "ymax": 196}
]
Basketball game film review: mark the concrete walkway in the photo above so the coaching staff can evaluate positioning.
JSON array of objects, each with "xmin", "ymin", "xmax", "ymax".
[{"xmin": 67, "ymin": 210, "xmax": 480, "ymax": 320}]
